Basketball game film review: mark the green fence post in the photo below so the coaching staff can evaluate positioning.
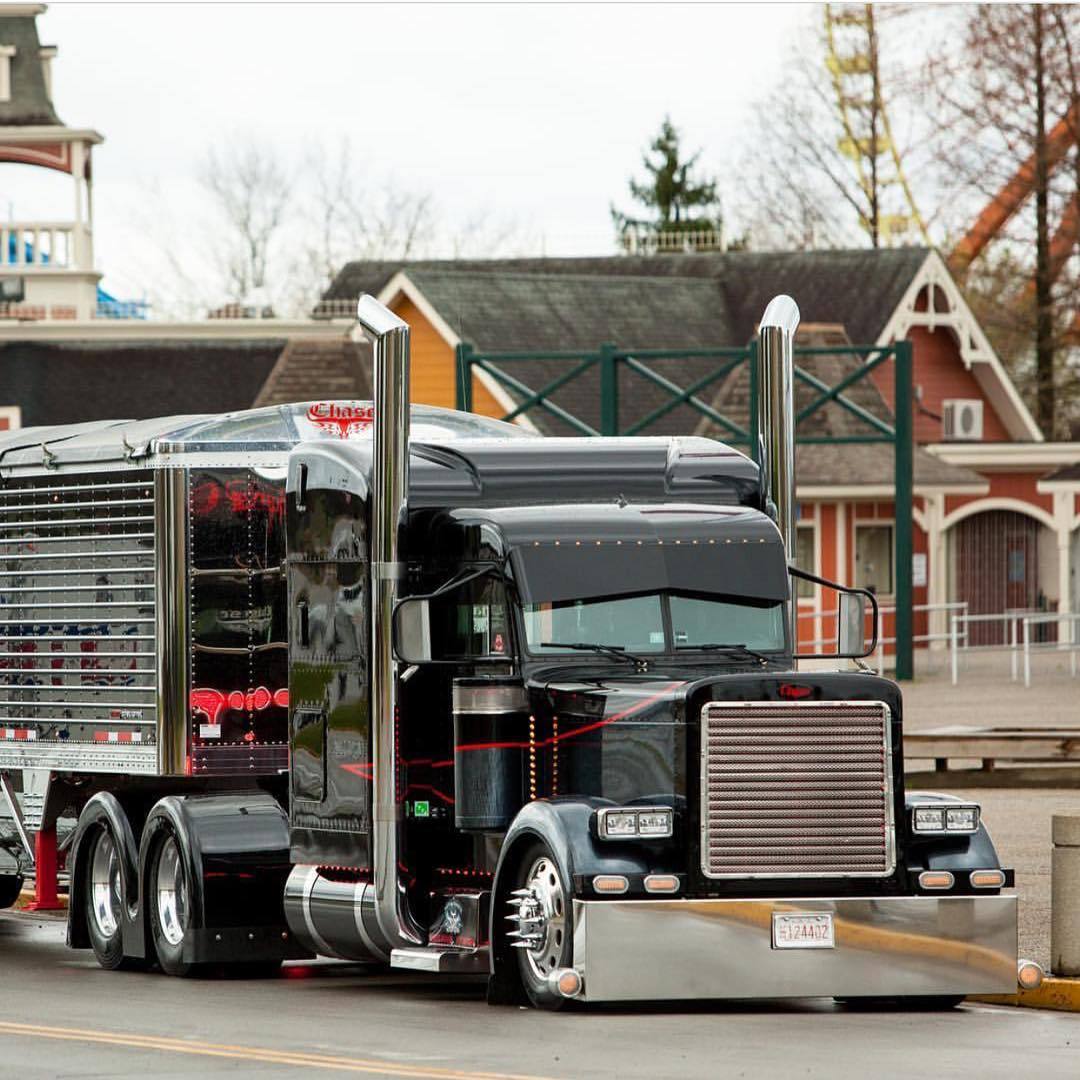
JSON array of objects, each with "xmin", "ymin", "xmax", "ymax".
[
  {"xmin": 599, "ymin": 343, "xmax": 618, "ymax": 436},
  {"xmin": 894, "ymin": 340, "xmax": 914, "ymax": 681},
  {"xmin": 455, "ymin": 343, "xmax": 474, "ymax": 413}
]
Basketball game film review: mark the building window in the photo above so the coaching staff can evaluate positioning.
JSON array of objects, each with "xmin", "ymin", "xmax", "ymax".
[
  {"xmin": 795, "ymin": 525, "xmax": 815, "ymax": 599},
  {"xmin": 855, "ymin": 524, "xmax": 894, "ymax": 596}
]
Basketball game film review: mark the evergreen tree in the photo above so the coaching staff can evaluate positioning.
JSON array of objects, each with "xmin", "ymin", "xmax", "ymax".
[{"xmin": 613, "ymin": 117, "xmax": 722, "ymax": 241}]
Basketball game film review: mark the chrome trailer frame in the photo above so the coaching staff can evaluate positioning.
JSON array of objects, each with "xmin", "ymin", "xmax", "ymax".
[{"xmin": 570, "ymin": 894, "xmax": 1018, "ymax": 1002}]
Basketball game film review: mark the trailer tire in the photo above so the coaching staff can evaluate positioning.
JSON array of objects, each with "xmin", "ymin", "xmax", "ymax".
[
  {"xmin": 85, "ymin": 825, "xmax": 129, "ymax": 970},
  {"xmin": 508, "ymin": 840, "xmax": 573, "ymax": 1010},
  {"xmin": 0, "ymin": 873, "xmax": 22, "ymax": 909},
  {"xmin": 149, "ymin": 830, "xmax": 197, "ymax": 977}
]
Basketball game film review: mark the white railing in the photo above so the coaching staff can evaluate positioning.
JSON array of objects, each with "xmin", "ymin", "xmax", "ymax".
[
  {"xmin": 0, "ymin": 221, "xmax": 90, "ymax": 270},
  {"xmin": 797, "ymin": 601, "xmax": 968, "ymax": 675},
  {"xmin": 871, "ymin": 601, "xmax": 968, "ymax": 676},
  {"xmin": 619, "ymin": 225, "xmax": 725, "ymax": 255},
  {"xmin": 1019, "ymin": 613, "xmax": 1080, "ymax": 688},
  {"xmin": 949, "ymin": 610, "xmax": 1080, "ymax": 686}
]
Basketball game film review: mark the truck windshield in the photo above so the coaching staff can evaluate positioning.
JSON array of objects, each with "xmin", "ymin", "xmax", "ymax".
[{"xmin": 523, "ymin": 593, "xmax": 785, "ymax": 655}]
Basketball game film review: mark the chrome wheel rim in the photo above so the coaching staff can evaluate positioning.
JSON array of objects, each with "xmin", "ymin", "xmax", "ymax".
[
  {"xmin": 510, "ymin": 856, "xmax": 567, "ymax": 981},
  {"xmin": 89, "ymin": 829, "xmax": 122, "ymax": 939},
  {"xmin": 155, "ymin": 837, "xmax": 187, "ymax": 948}
]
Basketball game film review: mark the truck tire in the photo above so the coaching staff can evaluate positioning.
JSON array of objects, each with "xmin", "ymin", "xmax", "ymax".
[
  {"xmin": 85, "ymin": 826, "xmax": 127, "ymax": 970},
  {"xmin": 0, "ymin": 873, "xmax": 22, "ymax": 909},
  {"xmin": 507, "ymin": 841, "xmax": 573, "ymax": 1010},
  {"xmin": 149, "ymin": 831, "xmax": 196, "ymax": 977}
]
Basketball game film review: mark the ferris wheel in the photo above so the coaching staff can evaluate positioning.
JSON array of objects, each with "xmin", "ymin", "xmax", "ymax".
[{"xmin": 823, "ymin": 3, "xmax": 931, "ymax": 246}]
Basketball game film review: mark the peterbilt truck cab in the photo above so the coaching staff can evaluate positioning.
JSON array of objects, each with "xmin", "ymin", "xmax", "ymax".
[{"xmin": 278, "ymin": 296, "xmax": 1022, "ymax": 1008}]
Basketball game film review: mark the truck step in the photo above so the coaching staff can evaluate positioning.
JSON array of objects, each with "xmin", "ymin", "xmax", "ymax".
[{"xmin": 390, "ymin": 946, "xmax": 489, "ymax": 974}]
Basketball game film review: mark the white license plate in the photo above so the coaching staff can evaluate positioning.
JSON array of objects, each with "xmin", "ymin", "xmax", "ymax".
[{"xmin": 772, "ymin": 912, "xmax": 835, "ymax": 950}]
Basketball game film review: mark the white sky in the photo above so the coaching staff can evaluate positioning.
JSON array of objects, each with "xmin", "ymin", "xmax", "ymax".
[{"xmin": 6, "ymin": 2, "xmax": 810, "ymax": 302}]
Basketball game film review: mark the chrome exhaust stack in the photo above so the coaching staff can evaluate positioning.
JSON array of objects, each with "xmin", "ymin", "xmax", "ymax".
[
  {"xmin": 354, "ymin": 295, "xmax": 424, "ymax": 952},
  {"xmin": 756, "ymin": 295, "xmax": 800, "ymax": 650}
]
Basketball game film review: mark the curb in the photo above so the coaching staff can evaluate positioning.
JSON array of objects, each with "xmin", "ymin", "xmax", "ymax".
[{"xmin": 970, "ymin": 977, "xmax": 1080, "ymax": 1013}]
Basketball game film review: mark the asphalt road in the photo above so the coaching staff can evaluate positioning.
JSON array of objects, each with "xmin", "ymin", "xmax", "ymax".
[{"xmin": 1, "ymin": 910, "xmax": 1078, "ymax": 1080}]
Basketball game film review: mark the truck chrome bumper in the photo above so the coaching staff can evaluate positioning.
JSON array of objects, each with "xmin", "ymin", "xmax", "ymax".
[{"xmin": 571, "ymin": 895, "xmax": 1018, "ymax": 1002}]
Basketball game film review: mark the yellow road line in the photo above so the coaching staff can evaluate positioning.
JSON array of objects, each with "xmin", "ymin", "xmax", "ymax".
[{"xmin": 0, "ymin": 1020, "xmax": 559, "ymax": 1080}]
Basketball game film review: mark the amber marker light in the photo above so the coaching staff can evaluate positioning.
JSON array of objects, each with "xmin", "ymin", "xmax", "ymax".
[
  {"xmin": 592, "ymin": 875, "xmax": 629, "ymax": 894},
  {"xmin": 547, "ymin": 967, "xmax": 583, "ymax": 999},
  {"xmin": 644, "ymin": 874, "xmax": 680, "ymax": 894},
  {"xmin": 1017, "ymin": 959, "xmax": 1044, "ymax": 990},
  {"xmin": 970, "ymin": 869, "xmax": 1006, "ymax": 889},
  {"xmin": 918, "ymin": 870, "xmax": 954, "ymax": 890}
]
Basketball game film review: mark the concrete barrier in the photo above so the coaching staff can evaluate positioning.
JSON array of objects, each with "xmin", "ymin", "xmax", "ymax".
[{"xmin": 1052, "ymin": 815, "xmax": 1080, "ymax": 976}]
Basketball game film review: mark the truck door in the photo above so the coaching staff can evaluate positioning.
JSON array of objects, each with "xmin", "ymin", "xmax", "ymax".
[{"xmin": 285, "ymin": 449, "xmax": 372, "ymax": 870}]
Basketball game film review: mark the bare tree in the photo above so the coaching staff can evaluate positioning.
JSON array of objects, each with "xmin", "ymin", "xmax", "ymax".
[
  {"xmin": 733, "ymin": 4, "xmax": 931, "ymax": 251},
  {"xmin": 200, "ymin": 139, "xmax": 293, "ymax": 307},
  {"xmin": 929, "ymin": 4, "xmax": 1080, "ymax": 436}
]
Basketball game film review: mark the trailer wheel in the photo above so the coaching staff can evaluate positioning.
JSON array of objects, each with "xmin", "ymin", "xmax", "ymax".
[
  {"xmin": 507, "ymin": 841, "xmax": 573, "ymax": 1010},
  {"xmin": 85, "ymin": 826, "xmax": 126, "ymax": 969},
  {"xmin": 150, "ymin": 832, "xmax": 195, "ymax": 977},
  {"xmin": 0, "ymin": 873, "xmax": 22, "ymax": 909}
]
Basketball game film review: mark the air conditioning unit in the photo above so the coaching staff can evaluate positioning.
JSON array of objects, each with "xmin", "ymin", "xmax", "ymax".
[{"xmin": 943, "ymin": 399, "xmax": 983, "ymax": 441}]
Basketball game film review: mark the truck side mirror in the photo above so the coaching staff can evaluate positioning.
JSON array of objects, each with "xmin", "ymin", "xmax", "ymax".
[
  {"xmin": 838, "ymin": 592, "xmax": 866, "ymax": 656},
  {"xmin": 393, "ymin": 597, "xmax": 432, "ymax": 664}
]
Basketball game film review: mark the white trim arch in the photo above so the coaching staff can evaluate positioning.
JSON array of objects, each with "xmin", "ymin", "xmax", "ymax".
[{"xmin": 941, "ymin": 497, "xmax": 1057, "ymax": 534}]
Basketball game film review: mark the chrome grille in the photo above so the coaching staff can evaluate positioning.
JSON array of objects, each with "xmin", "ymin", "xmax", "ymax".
[
  {"xmin": 700, "ymin": 700, "xmax": 894, "ymax": 878},
  {"xmin": 0, "ymin": 473, "xmax": 157, "ymax": 737}
]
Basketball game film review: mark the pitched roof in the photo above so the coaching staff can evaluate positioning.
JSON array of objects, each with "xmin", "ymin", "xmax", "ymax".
[
  {"xmin": 403, "ymin": 269, "xmax": 731, "ymax": 351},
  {"xmin": 0, "ymin": 8, "xmax": 61, "ymax": 126},
  {"xmin": 253, "ymin": 337, "xmax": 372, "ymax": 407},
  {"xmin": 327, "ymin": 248, "xmax": 931, "ymax": 347},
  {"xmin": 0, "ymin": 339, "xmax": 286, "ymax": 427}
]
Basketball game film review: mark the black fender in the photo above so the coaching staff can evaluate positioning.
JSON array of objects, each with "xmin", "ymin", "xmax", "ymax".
[
  {"xmin": 140, "ymin": 791, "xmax": 294, "ymax": 964},
  {"xmin": 488, "ymin": 798, "xmax": 678, "ymax": 1003},
  {"xmin": 904, "ymin": 791, "xmax": 1003, "ymax": 875},
  {"xmin": 67, "ymin": 792, "xmax": 140, "ymax": 952}
]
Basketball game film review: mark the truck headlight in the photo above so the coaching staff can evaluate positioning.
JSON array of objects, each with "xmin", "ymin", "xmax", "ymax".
[
  {"xmin": 945, "ymin": 805, "xmax": 979, "ymax": 832},
  {"xmin": 600, "ymin": 810, "xmax": 638, "ymax": 838},
  {"xmin": 910, "ymin": 802, "xmax": 980, "ymax": 834},
  {"xmin": 597, "ymin": 806, "xmax": 673, "ymax": 839}
]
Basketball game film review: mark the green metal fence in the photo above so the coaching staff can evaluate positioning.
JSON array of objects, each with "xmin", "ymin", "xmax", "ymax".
[{"xmin": 454, "ymin": 339, "xmax": 914, "ymax": 679}]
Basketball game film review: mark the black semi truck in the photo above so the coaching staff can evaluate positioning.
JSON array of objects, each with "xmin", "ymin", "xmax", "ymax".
[{"xmin": 0, "ymin": 295, "xmax": 1028, "ymax": 1007}]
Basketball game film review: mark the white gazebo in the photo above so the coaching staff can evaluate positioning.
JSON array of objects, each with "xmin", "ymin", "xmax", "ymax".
[{"xmin": 0, "ymin": 4, "xmax": 102, "ymax": 320}]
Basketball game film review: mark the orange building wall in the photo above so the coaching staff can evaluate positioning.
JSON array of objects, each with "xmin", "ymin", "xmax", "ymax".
[
  {"xmin": 945, "ymin": 473, "xmax": 1053, "ymax": 518},
  {"xmin": 869, "ymin": 327, "xmax": 1010, "ymax": 444},
  {"xmin": 388, "ymin": 296, "xmax": 508, "ymax": 420},
  {"xmin": 802, "ymin": 498, "xmax": 927, "ymax": 659}
]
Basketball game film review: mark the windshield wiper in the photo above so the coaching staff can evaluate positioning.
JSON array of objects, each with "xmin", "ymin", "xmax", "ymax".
[
  {"xmin": 675, "ymin": 642, "xmax": 773, "ymax": 665},
  {"xmin": 538, "ymin": 642, "xmax": 643, "ymax": 665}
]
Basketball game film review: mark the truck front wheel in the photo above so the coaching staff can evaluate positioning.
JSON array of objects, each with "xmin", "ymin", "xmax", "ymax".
[
  {"xmin": 508, "ymin": 842, "xmax": 574, "ymax": 1010},
  {"xmin": 85, "ymin": 826, "xmax": 126, "ymax": 969},
  {"xmin": 150, "ymin": 832, "xmax": 195, "ymax": 977}
]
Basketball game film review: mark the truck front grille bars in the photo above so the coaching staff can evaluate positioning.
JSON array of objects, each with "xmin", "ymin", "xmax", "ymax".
[{"xmin": 700, "ymin": 700, "xmax": 895, "ymax": 879}]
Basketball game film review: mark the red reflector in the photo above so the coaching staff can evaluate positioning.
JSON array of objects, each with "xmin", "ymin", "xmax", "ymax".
[{"xmin": 778, "ymin": 684, "xmax": 814, "ymax": 700}]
